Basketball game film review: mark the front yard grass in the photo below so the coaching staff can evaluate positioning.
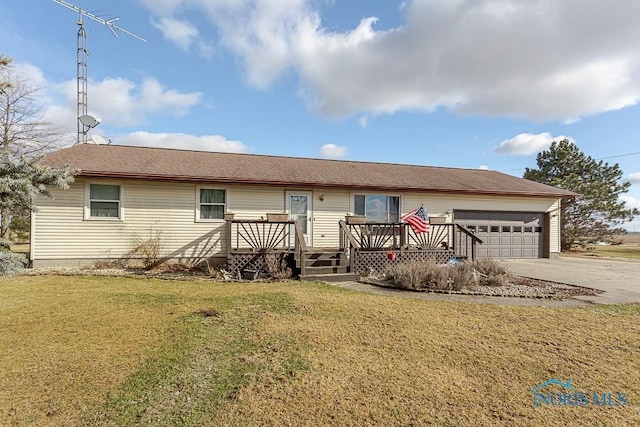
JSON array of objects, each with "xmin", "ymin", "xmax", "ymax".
[
  {"xmin": 1, "ymin": 275, "xmax": 639, "ymax": 426},
  {"xmin": 584, "ymin": 245, "xmax": 640, "ymax": 260}
]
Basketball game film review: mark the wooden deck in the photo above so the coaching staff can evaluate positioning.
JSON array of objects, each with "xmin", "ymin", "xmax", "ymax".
[{"xmin": 225, "ymin": 219, "xmax": 482, "ymax": 280}]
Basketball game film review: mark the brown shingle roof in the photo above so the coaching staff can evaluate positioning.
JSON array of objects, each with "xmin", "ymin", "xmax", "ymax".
[{"xmin": 43, "ymin": 144, "xmax": 576, "ymax": 198}]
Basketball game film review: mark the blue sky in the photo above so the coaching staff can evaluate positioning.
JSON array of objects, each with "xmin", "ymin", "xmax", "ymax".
[{"xmin": 1, "ymin": 0, "xmax": 639, "ymax": 229}]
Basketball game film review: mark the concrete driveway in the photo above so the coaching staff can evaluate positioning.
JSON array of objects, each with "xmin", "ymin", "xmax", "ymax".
[{"xmin": 502, "ymin": 257, "xmax": 640, "ymax": 304}]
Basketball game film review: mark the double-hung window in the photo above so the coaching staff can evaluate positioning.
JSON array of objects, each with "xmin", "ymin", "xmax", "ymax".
[
  {"xmin": 87, "ymin": 183, "xmax": 121, "ymax": 219},
  {"xmin": 354, "ymin": 194, "xmax": 400, "ymax": 222},
  {"xmin": 198, "ymin": 188, "xmax": 226, "ymax": 220}
]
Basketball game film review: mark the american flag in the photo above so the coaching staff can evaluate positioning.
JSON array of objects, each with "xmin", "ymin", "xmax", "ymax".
[{"xmin": 401, "ymin": 205, "xmax": 430, "ymax": 233}]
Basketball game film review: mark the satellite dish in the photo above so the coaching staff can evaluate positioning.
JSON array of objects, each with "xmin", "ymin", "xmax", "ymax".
[
  {"xmin": 91, "ymin": 134, "xmax": 107, "ymax": 145},
  {"xmin": 79, "ymin": 114, "xmax": 100, "ymax": 128}
]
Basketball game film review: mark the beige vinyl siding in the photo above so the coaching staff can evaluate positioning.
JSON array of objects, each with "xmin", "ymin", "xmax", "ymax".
[
  {"xmin": 32, "ymin": 180, "xmax": 299, "ymax": 265},
  {"xmin": 32, "ymin": 178, "xmax": 565, "ymax": 266},
  {"xmin": 227, "ymin": 185, "xmax": 286, "ymax": 219},
  {"xmin": 33, "ymin": 180, "xmax": 224, "ymax": 264},
  {"xmin": 225, "ymin": 185, "xmax": 288, "ymax": 251},
  {"xmin": 548, "ymin": 199, "xmax": 561, "ymax": 254},
  {"xmin": 312, "ymin": 190, "xmax": 350, "ymax": 248},
  {"xmin": 32, "ymin": 181, "xmax": 86, "ymax": 262},
  {"xmin": 402, "ymin": 194, "xmax": 559, "ymax": 217}
]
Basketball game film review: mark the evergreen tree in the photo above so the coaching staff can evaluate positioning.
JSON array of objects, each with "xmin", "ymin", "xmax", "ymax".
[
  {"xmin": 0, "ymin": 54, "xmax": 11, "ymax": 94},
  {"xmin": 524, "ymin": 139, "xmax": 638, "ymax": 250},
  {"xmin": 0, "ymin": 153, "xmax": 77, "ymax": 239}
]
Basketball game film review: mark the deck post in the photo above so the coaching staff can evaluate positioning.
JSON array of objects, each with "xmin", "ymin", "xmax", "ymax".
[
  {"xmin": 293, "ymin": 220, "xmax": 307, "ymax": 277},
  {"xmin": 350, "ymin": 247, "xmax": 356, "ymax": 274},
  {"xmin": 471, "ymin": 239, "xmax": 476, "ymax": 261},
  {"xmin": 226, "ymin": 219, "xmax": 233, "ymax": 258}
]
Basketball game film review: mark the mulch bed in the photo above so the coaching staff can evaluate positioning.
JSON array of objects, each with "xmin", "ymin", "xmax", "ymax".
[{"xmin": 361, "ymin": 276, "xmax": 601, "ymax": 300}]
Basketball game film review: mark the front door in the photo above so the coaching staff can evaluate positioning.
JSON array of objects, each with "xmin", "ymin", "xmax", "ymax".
[{"xmin": 286, "ymin": 191, "xmax": 313, "ymax": 246}]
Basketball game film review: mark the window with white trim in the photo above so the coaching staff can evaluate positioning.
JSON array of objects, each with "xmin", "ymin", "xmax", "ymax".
[
  {"xmin": 88, "ymin": 183, "xmax": 121, "ymax": 219},
  {"xmin": 197, "ymin": 188, "xmax": 226, "ymax": 220},
  {"xmin": 354, "ymin": 194, "xmax": 400, "ymax": 222}
]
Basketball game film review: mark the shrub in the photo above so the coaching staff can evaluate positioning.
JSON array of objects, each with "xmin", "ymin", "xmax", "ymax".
[
  {"xmin": 199, "ymin": 258, "xmax": 224, "ymax": 279},
  {"xmin": 421, "ymin": 261, "xmax": 452, "ymax": 290},
  {"xmin": 129, "ymin": 230, "xmax": 163, "ymax": 270},
  {"xmin": 385, "ymin": 260, "xmax": 433, "ymax": 290},
  {"xmin": 383, "ymin": 258, "xmax": 516, "ymax": 291},
  {"xmin": 384, "ymin": 259, "xmax": 466, "ymax": 291},
  {"xmin": 447, "ymin": 262, "xmax": 478, "ymax": 290},
  {"xmin": 0, "ymin": 238, "xmax": 26, "ymax": 277},
  {"xmin": 263, "ymin": 253, "xmax": 292, "ymax": 280},
  {"xmin": 0, "ymin": 251, "xmax": 26, "ymax": 277},
  {"xmin": 471, "ymin": 258, "xmax": 512, "ymax": 286}
]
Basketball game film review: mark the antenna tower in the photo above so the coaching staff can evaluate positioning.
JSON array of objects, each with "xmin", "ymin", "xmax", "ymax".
[{"xmin": 51, "ymin": 0, "xmax": 146, "ymax": 144}]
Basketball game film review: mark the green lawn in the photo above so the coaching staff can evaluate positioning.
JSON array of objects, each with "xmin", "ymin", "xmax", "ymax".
[
  {"xmin": 590, "ymin": 245, "xmax": 640, "ymax": 260},
  {"xmin": 567, "ymin": 245, "xmax": 640, "ymax": 260},
  {"xmin": 1, "ymin": 276, "xmax": 639, "ymax": 426}
]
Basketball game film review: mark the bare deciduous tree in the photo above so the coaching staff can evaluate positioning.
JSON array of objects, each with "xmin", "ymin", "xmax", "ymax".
[
  {"xmin": 0, "ymin": 54, "xmax": 75, "ymax": 240},
  {"xmin": 1, "ymin": 61, "xmax": 66, "ymax": 157}
]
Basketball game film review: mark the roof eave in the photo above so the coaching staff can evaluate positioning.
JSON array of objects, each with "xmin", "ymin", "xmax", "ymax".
[{"xmin": 77, "ymin": 171, "xmax": 575, "ymax": 199}]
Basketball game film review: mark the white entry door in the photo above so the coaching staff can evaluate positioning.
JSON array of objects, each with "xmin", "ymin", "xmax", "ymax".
[{"xmin": 286, "ymin": 191, "xmax": 313, "ymax": 246}]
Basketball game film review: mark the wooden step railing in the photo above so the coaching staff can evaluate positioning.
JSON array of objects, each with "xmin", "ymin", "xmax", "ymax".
[{"xmin": 453, "ymin": 224, "xmax": 483, "ymax": 260}]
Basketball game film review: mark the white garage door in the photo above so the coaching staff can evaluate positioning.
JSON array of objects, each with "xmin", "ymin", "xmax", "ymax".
[{"xmin": 454, "ymin": 211, "xmax": 544, "ymax": 258}]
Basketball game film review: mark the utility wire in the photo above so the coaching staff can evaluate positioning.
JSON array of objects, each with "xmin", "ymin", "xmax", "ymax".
[
  {"xmin": 596, "ymin": 151, "xmax": 640, "ymax": 161},
  {"xmin": 501, "ymin": 150, "xmax": 640, "ymax": 173}
]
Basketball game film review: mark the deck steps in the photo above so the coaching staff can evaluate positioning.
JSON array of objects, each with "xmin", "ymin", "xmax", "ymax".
[{"xmin": 297, "ymin": 249, "xmax": 355, "ymax": 281}]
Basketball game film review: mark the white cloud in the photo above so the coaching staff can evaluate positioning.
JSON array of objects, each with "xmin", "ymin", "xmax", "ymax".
[
  {"xmin": 8, "ymin": 63, "xmax": 204, "ymax": 146},
  {"xmin": 620, "ymin": 194, "xmax": 640, "ymax": 231},
  {"xmin": 50, "ymin": 76, "xmax": 202, "ymax": 127},
  {"xmin": 478, "ymin": 164, "xmax": 489, "ymax": 170},
  {"xmin": 137, "ymin": 78, "xmax": 202, "ymax": 117},
  {"xmin": 149, "ymin": 17, "xmax": 216, "ymax": 57},
  {"xmin": 621, "ymin": 195, "xmax": 640, "ymax": 210},
  {"xmin": 319, "ymin": 143, "xmax": 347, "ymax": 159},
  {"xmin": 151, "ymin": 17, "xmax": 200, "ymax": 51},
  {"xmin": 138, "ymin": 0, "xmax": 640, "ymax": 121},
  {"xmin": 11, "ymin": 63, "xmax": 47, "ymax": 86},
  {"xmin": 627, "ymin": 172, "xmax": 640, "ymax": 185},
  {"xmin": 358, "ymin": 115, "xmax": 370, "ymax": 128},
  {"xmin": 196, "ymin": 40, "xmax": 217, "ymax": 59},
  {"xmin": 114, "ymin": 131, "xmax": 248, "ymax": 152},
  {"xmin": 494, "ymin": 133, "xmax": 574, "ymax": 155}
]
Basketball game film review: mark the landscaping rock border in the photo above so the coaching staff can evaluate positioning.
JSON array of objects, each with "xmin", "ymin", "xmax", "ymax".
[{"xmin": 360, "ymin": 276, "xmax": 601, "ymax": 300}]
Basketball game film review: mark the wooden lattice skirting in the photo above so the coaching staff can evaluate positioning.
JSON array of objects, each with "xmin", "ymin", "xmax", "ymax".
[
  {"xmin": 227, "ymin": 251, "xmax": 293, "ymax": 278},
  {"xmin": 355, "ymin": 250, "xmax": 454, "ymax": 274}
]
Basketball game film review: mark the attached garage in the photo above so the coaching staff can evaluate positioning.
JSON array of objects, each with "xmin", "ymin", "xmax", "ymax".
[{"xmin": 454, "ymin": 210, "xmax": 546, "ymax": 258}]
